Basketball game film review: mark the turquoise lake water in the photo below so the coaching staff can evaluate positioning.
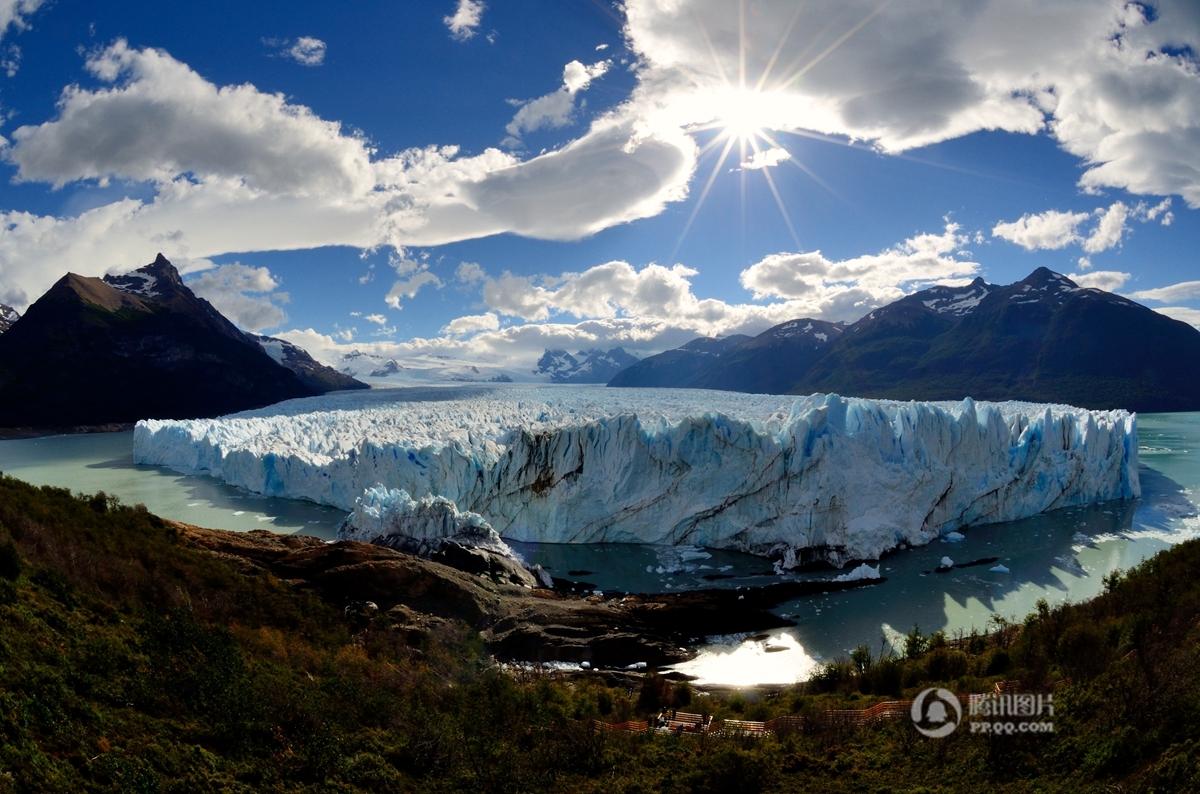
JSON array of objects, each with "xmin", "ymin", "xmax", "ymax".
[{"xmin": 1, "ymin": 412, "xmax": 1196, "ymax": 685}]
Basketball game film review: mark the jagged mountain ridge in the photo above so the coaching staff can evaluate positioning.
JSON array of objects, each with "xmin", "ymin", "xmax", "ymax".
[
  {"xmin": 0, "ymin": 304, "xmax": 18, "ymax": 334},
  {"xmin": 0, "ymin": 254, "xmax": 365, "ymax": 428},
  {"xmin": 609, "ymin": 268, "xmax": 1200, "ymax": 412},
  {"xmin": 535, "ymin": 347, "xmax": 640, "ymax": 383},
  {"xmin": 253, "ymin": 335, "xmax": 367, "ymax": 394}
]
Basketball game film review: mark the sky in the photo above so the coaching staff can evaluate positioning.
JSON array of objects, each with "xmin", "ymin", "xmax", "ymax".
[{"xmin": 0, "ymin": 0, "xmax": 1197, "ymax": 368}]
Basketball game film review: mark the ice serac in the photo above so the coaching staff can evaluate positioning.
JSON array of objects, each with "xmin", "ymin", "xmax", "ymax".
[
  {"xmin": 339, "ymin": 485, "xmax": 541, "ymax": 587},
  {"xmin": 134, "ymin": 386, "xmax": 1140, "ymax": 566},
  {"xmin": 341, "ymin": 485, "xmax": 514, "ymax": 558}
]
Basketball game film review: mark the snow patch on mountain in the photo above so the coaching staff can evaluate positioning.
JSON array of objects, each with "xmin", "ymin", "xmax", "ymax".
[
  {"xmin": 134, "ymin": 385, "xmax": 1139, "ymax": 567},
  {"xmin": 103, "ymin": 270, "xmax": 160, "ymax": 298},
  {"xmin": 0, "ymin": 304, "xmax": 18, "ymax": 334}
]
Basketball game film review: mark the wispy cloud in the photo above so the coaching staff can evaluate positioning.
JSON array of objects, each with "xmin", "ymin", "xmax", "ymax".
[{"xmin": 444, "ymin": 0, "xmax": 484, "ymax": 42}]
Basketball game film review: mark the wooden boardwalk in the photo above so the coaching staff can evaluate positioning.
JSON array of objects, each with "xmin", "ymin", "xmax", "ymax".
[{"xmin": 590, "ymin": 682, "xmax": 1024, "ymax": 738}]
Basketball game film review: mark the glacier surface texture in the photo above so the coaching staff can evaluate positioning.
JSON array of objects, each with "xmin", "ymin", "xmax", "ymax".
[{"xmin": 133, "ymin": 385, "xmax": 1140, "ymax": 565}]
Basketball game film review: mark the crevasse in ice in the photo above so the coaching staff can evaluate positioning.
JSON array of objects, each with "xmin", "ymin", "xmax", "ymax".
[{"xmin": 134, "ymin": 385, "xmax": 1140, "ymax": 566}]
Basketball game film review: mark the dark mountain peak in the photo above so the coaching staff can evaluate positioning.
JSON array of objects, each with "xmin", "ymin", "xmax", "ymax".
[
  {"xmin": 1018, "ymin": 267, "xmax": 1077, "ymax": 290},
  {"xmin": 103, "ymin": 253, "xmax": 188, "ymax": 300},
  {"xmin": 761, "ymin": 318, "xmax": 842, "ymax": 342},
  {"xmin": 680, "ymin": 335, "xmax": 752, "ymax": 355},
  {"xmin": 0, "ymin": 255, "xmax": 364, "ymax": 428},
  {"xmin": 46, "ymin": 272, "xmax": 146, "ymax": 313}
]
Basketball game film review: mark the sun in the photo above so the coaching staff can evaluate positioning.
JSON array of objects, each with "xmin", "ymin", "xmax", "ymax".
[{"xmin": 713, "ymin": 87, "xmax": 778, "ymax": 145}]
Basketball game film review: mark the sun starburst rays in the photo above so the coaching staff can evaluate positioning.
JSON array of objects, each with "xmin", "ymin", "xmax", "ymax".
[{"xmin": 670, "ymin": 1, "xmax": 887, "ymax": 257}]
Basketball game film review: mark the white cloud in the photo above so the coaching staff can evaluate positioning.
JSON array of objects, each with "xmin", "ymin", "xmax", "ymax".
[
  {"xmin": 994, "ymin": 197, "xmax": 1171, "ymax": 253},
  {"xmin": 441, "ymin": 311, "xmax": 500, "ymax": 336},
  {"xmin": 1129, "ymin": 280, "xmax": 1200, "ymax": 303},
  {"xmin": 1, "ymin": 43, "xmax": 19, "ymax": 77},
  {"xmin": 0, "ymin": 43, "xmax": 697, "ymax": 309},
  {"xmin": 444, "ymin": 0, "xmax": 484, "ymax": 42},
  {"xmin": 9, "ymin": 40, "xmax": 373, "ymax": 195},
  {"xmin": 1076, "ymin": 256, "xmax": 1092, "ymax": 271},
  {"xmin": 1082, "ymin": 201, "xmax": 1129, "ymax": 254},
  {"xmin": 278, "ymin": 224, "xmax": 978, "ymax": 369},
  {"xmin": 504, "ymin": 59, "xmax": 610, "ymax": 145},
  {"xmin": 455, "ymin": 261, "xmax": 485, "ymax": 284},
  {"xmin": 385, "ymin": 270, "xmax": 442, "ymax": 309},
  {"xmin": 623, "ymin": 0, "xmax": 1200, "ymax": 206},
  {"xmin": 267, "ymin": 36, "xmax": 327, "ymax": 67},
  {"xmin": 363, "ymin": 313, "xmax": 388, "ymax": 325},
  {"xmin": 0, "ymin": 0, "xmax": 43, "ymax": 40},
  {"xmin": 186, "ymin": 263, "xmax": 288, "ymax": 332},
  {"xmin": 991, "ymin": 210, "xmax": 1088, "ymax": 250},
  {"xmin": 1153, "ymin": 306, "xmax": 1200, "ymax": 329},
  {"xmin": 1067, "ymin": 269, "xmax": 1130, "ymax": 292},
  {"xmin": 1141, "ymin": 197, "xmax": 1174, "ymax": 225},
  {"xmin": 739, "ymin": 222, "xmax": 980, "ymax": 318},
  {"xmin": 738, "ymin": 146, "xmax": 790, "ymax": 170}
]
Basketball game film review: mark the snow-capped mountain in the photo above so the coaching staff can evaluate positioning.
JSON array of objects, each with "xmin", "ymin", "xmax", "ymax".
[
  {"xmin": 534, "ymin": 347, "xmax": 639, "ymax": 383},
  {"xmin": 0, "ymin": 254, "xmax": 365, "ymax": 428},
  {"xmin": 0, "ymin": 304, "xmax": 18, "ymax": 334},
  {"xmin": 254, "ymin": 335, "xmax": 367, "ymax": 394},
  {"xmin": 612, "ymin": 268, "xmax": 1200, "ymax": 411}
]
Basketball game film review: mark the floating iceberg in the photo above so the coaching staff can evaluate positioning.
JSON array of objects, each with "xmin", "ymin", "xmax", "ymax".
[
  {"xmin": 834, "ymin": 563, "xmax": 881, "ymax": 582},
  {"xmin": 134, "ymin": 385, "xmax": 1140, "ymax": 566}
]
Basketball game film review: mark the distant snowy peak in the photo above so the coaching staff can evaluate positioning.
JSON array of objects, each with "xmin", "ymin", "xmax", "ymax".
[
  {"xmin": 535, "ymin": 349, "xmax": 579, "ymax": 380},
  {"xmin": 255, "ymin": 335, "xmax": 367, "ymax": 393},
  {"xmin": 535, "ymin": 346, "xmax": 639, "ymax": 383},
  {"xmin": 1007, "ymin": 268, "xmax": 1084, "ymax": 306},
  {"xmin": 0, "ymin": 304, "xmax": 18, "ymax": 334}
]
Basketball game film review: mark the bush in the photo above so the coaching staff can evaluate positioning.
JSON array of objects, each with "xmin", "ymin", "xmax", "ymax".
[{"xmin": 0, "ymin": 538, "xmax": 21, "ymax": 580}]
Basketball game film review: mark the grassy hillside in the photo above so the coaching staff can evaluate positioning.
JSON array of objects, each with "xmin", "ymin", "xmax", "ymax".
[{"xmin": 1, "ymin": 473, "xmax": 1198, "ymax": 791}]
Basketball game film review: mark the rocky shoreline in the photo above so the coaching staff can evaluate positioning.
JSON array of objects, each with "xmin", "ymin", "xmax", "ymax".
[{"xmin": 175, "ymin": 522, "xmax": 884, "ymax": 669}]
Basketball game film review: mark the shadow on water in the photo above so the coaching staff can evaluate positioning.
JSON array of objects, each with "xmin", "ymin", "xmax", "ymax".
[{"xmin": 770, "ymin": 462, "xmax": 1197, "ymax": 662}]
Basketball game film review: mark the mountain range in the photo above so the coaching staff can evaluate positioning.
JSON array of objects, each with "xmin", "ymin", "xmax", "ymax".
[
  {"xmin": 610, "ymin": 268, "xmax": 1200, "ymax": 412},
  {"xmin": 534, "ymin": 347, "xmax": 640, "ymax": 383},
  {"xmin": 0, "ymin": 254, "xmax": 365, "ymax": 429}
]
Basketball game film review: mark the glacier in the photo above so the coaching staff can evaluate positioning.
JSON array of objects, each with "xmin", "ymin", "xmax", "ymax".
[{"xmin": 133, "ymin": 385, "xmax": 1140, "ymax": 566}]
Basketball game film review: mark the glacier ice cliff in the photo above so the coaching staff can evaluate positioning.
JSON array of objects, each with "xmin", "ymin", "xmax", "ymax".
[{"xmin": 134, "ymin": 385, "xmax": 1140, "ymax": 566}]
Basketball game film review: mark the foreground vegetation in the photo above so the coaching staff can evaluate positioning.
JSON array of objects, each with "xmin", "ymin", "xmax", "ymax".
[{"xmin": 1, "ymin": 473, "xmax": 1198, "ymax": 791}]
